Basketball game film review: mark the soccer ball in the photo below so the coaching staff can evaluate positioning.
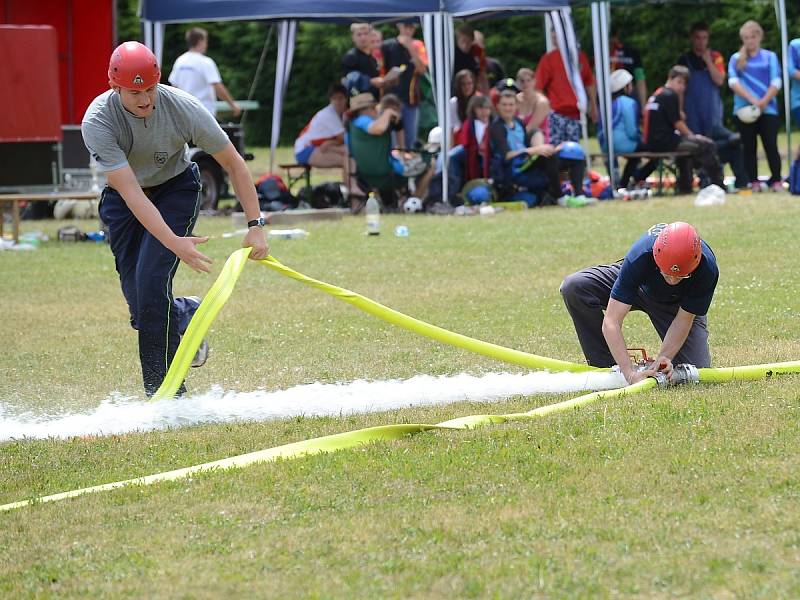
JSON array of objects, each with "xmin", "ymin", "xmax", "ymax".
[{"xmin": 403, "ymin": 196, "xmax": 423, "ymax": 213}]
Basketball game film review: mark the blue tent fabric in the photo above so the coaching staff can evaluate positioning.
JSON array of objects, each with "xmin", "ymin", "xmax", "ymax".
[{"xmin": 140, "ymin": 0, "xmax": 571, "ymax": 22}]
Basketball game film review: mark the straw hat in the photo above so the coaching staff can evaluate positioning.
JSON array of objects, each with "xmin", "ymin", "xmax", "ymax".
[
  {"xmin": 610, "ymin": 69, "xmax": 633, "ymax": 94},
  {"xmin": 349, "ymin": 92, "xmax": 376, "ymax": 113}
]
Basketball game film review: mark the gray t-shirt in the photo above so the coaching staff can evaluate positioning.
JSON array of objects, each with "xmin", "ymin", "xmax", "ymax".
[{"xmin": 81, "ymin": 84, "xmax": 230, "ymax": 188}]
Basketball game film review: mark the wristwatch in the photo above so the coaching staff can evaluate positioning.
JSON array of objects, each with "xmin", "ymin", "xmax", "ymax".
[{"xmin": 247, "ymin": 217, "xmax": 266, "ymax": 228}]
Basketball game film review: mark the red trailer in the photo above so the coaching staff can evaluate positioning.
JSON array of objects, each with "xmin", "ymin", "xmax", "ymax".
[{"xmin": 1, "ymin": 0, "xmax": 115, "ymax": 125}]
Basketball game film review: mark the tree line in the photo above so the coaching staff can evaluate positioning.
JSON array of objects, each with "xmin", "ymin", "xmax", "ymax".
[{"xmin": 118, "ymin": 0, "xmax": 800, "ymax": 147}]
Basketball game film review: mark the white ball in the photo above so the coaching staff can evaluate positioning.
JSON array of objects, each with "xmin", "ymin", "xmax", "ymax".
[{"xmin": 403, "ymin": 196, "xmax": 423, "ymax": 213}]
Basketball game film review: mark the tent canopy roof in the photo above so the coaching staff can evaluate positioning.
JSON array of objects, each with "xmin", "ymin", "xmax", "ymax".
[{"xmin": 139, "ymin": 0, "xmax": 571, "ymax": 23}]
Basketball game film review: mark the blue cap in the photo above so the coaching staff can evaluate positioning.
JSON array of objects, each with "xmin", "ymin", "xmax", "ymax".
[{"xmin": 558, "ymin": 141, "xmax": 585, "ymax": 161}]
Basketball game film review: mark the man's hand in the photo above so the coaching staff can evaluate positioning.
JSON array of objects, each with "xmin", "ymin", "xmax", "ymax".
[
  {"xmin": 231, "ymin": 102, "xmax": 242, "ymax": 118},
  {"xmin": 622, "ymin": 356, "xmax": 674, "ymax": 385},
  {"xmin": 172, "ymin": 236, "xmax": 212, "ymax": 273},
  {"xmin": 243, "ymin": 227, "xmax": 269, "ymax": 260},
  {"xmin": 649, "ymin": 356, "xmax": 674, "ymax": 380},
  {"xmin": 755, "ymin": 97, "xmax": 769, "ymax": 111},
  {"xmin": 528, "ymin": 144, "xmax": 556, "ymax": 157}
]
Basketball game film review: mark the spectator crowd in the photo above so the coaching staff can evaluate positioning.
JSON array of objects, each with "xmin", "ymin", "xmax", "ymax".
[{"xmin": 277, "ymin": 18, "xmax": 800, "ymax": 213}]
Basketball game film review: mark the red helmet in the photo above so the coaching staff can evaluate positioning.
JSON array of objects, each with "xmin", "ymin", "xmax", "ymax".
[
  {"xmin": 652, "ymin": 222, "xmax": 702, "ymax": 277},
  {"xmin": 108, "ymin": 42, "xmax": 161, "ymax": 90}
]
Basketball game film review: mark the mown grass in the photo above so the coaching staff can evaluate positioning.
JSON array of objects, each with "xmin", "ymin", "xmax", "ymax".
[{"xmin": 2, "ymin": 192, "xmax": 800, "ymax": 597}]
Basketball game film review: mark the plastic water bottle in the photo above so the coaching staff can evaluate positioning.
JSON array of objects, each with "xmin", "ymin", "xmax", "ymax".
[
  {"xmin": 394, "ymin": 225, "xmax": 409, "ymax": 237},
  {"xmin": 267, "ymin": 228, "xmax": 309, "ymax": 240},
  {"xmin": 694, "ymin": 184, "xmax": 726, "ymax": 207},
  {"xmin": 86, "ymin": 230, "xmax": 107, "ymax": 243},
  {"xmin": 365, "ymin": 193, "xmax": 380, "ymax": 236}
]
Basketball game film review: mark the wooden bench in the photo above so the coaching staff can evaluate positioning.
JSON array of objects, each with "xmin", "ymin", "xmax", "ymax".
[
  {"xmin": 278, "ymin": 163, "xmax": 312, "ymax": 193},
  {"xmin": 0, "ymin": 190, "xmax": 99, "ymax": 244},
  {"xmin": 590, "ymin": 151, "xmax": 693, "ymax": 195}
]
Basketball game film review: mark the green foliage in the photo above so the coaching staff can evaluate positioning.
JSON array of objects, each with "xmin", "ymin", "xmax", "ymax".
[{"xmin": 117, "ymin": 0, "xmax": 800, "ymax": 147}]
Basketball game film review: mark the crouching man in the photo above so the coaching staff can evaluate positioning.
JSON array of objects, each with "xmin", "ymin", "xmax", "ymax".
[{"xmin": 560, "ymin": 222, "xmax": 718, "ymax": 384}]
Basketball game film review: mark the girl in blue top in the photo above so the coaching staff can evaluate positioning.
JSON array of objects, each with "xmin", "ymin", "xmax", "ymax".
[
  {"xmin": 599, "ymin": 69, "xmax": 641, "ymax": 188},
  {"xmin": 727, "ymin": 20, "xmax": 782, "ymax": 190},
  {"xmin": 789, "ymin": 37, "xmax": 800, "ymax": 127}
]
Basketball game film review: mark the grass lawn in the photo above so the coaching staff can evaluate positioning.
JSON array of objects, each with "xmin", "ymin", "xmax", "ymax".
[{"xmin": 2, "ymin": 191, "xmax": 800, "ymax": 597}]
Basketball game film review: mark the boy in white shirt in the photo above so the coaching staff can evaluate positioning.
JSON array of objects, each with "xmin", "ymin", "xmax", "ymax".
[{"xmin": 168, "ymin": 27, "xmax": 240, "ymax": 118}]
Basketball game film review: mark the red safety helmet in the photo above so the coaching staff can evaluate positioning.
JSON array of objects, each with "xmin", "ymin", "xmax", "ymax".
[
  {"xmin": 652, "ymin": 222, "xmax": 702, "ymax": 277},
  {"xmin": 108, "ymin": 42, "xmax": 161, "ymax": 90}
]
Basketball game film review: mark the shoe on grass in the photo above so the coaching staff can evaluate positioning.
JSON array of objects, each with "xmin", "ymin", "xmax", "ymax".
[{"xmin": 191, "ymin": 338, "xmax": 209, "ymax": 368}]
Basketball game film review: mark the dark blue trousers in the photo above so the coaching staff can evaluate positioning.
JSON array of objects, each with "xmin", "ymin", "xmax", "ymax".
[{"xmin": 99, "ymin": 164, "xmax": 202, "ymax": 396}]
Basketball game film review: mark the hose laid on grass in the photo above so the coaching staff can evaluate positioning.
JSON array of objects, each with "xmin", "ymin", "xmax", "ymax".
[
  {"xmin": 0, "ymin": 379, "xmax": 656, "ymax": 512},
  {"xmin": 152, "ymin": 249, "xmax": 599, "ymax": 400}
]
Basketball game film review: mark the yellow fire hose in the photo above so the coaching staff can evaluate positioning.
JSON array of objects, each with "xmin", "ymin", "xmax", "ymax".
[{"xmin": 3, "ymin": 249, "xmax": 798, "ymax": 512}]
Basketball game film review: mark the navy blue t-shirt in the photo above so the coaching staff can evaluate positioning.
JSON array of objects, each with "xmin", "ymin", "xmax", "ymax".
[{"xmin": 611, "ymin": 224, "xmax": 719, "ymax": 316}]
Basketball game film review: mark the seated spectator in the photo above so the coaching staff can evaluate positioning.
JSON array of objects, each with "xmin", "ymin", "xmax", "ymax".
[
  {"xmin": 453, "ymin": 24, "xmax": 489, "ymax": 94},
  {"xmin": 348, "ymin": 93, "xmax": 432, "ymax": 206},
  {"xmin": 434, "ymin": 95, "xmax": 494, "ymax": 202},
  {"xmin": 449, "ymin": 69, "xmax": 478, "ymax": 139},
  {"xmin": 677, "ymin": 22, "xmax": 747, "ymax": 190},
  {"xmin": 294, "ymin": 83, "xmax": 348, "ymax": 168},
  {"xmin": 489, "ymin": 90, "xmax": 562, "ymax": 205},
  {"xmin": 516, "ymin": 67, "xmax": 551, "ymax": 134},
  {"xmin": 342, "ymin": 23, "xmax": 400, "ymax": 99},
  {"xmin": 378, "ymin": 93, "xmax": 407, "ymax": 149},
  {"xmin": 456, "ymin": 95, "xmax": 494, "ymax": 183},
  {"xmin": 598, "ymin": 69, "xmax": 641, "ymax": 188},
  {"xmin": 630, "ymin": 66, "xmax": 724, "ymax": 191},
  {"xmin": 535, "ymin": 28, "xmax": 598, "ymax": 146}
]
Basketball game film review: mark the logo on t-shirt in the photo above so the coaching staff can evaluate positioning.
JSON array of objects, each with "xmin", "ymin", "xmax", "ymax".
[
  {"xmin": 648, "ymin": 223, "xmax": 668, "ymax": 237},
  {"xmin": 154, "ymin": 152, "xmax": 167, "ymax": 167}
]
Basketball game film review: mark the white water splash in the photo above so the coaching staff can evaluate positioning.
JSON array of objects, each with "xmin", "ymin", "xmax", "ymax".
[{"xmin": 0, "ymin": 370, "xmax": 625, "ymax": 441}]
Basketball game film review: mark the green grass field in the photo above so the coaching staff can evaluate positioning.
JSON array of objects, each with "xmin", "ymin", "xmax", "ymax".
[{"xmin": 2, "ymin": 191, "xmax": 800, "ymax": 597}]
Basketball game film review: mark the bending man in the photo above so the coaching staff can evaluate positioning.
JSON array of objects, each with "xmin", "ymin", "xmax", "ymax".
[
  {"xmin": 82, "ymin": 42, "xmax": 268, "ymax": 396},
  {"xmin": 560, "ymin": 222, "xmax": 718, "ymax": 384}
]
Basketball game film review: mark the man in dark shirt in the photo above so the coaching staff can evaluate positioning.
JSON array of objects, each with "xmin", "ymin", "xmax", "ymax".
[
  {"xmin": 561, "ymin": 222, "xmax": 719, "ymax": 384},
  {"xmin": 633, "ymin": 65, "xmax": 724, "ymax": 191},
  {"xmin": 453, "ymin": 24, "xmax": 488, "ymax": 93},
  {"xmin": 610, "ymin": 25, "xmax": 648, "ymax": 109},
  {"xmin": 342, "ymin": 23, "xmax": 399, "ymax": 99},
  {"xmin": 381, "ymin": 21, "xmax": 427, "ymax": 148},
  {"xmin": 676, "ymin": 22, "xmax": 747, "ymax": 189}
]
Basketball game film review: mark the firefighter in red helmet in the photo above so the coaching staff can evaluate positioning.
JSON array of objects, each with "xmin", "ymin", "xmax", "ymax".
[
  {"xmin": 82, "ymin": 42, "xmax": 268, "ymax": 397},
  {"xmin": 560, "ymin": 222, "xmax": 719, "ymax": 384}
]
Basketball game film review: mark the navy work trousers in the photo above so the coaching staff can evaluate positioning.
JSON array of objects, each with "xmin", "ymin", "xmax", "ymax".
[
  {"xmin": 99, "ymin": 164, "xmax": 202, "ymax": 396},
  {"xmin": 560, "ymin": 262, "xmax": 711, "ymax": 368}
]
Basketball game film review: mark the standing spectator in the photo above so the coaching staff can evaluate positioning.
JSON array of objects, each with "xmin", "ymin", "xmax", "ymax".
[
  {"xmin": 787, "ymin": 36, "xmax": 800, "ymax": 126},
  {"xmin": 370, "ymin": 28, "xmax": 385, "ymax": 77},
  {"xmin": 83, "ymin": 42, "xmax": 267, "ymax": 396},
  {"xmin": 599, "ymin": 70, "xmax": 640, "ymax": 188},
  {"xmin": 168, "ymin": 27, "xmax": 240, "ymax": 119},
  {"xmin": 294, "ymin": 84, "xmax": 348, "ymax": 168},
  {"xmin": 449, "ymin": 69, "xmax": 478, "ymax": 139},
  {"xmin": 473, "ymin": 30, "xmax": 506, "ymax": 89},
  {"xmin": 516, "ymin": 67, "xmax": 551, "ymax": 133},
  {"xmin": 609, "ymin": 25, "xmax": 648, "ymax": 109},
  {"xmin": 633, "ymin": 66, "xmax": 724, "ymax": 191},
  {"xmin": 489, "ymin": 90, "xmax": 562, "ymax": 205},
  {"xmin": 453, "ymin": 24, "xmax": 489, "ymax": 94},
  {"xmin": 342, "ymin": 23, "xmax": 400, "ymax": 99},
  {"xmin": 381, "ymin": 21, "xmax": 427, "ymax": 148},
  {"xmin": 727, "ymin": 20, "xmax": 782, "ymax": 191},
  {"xmin": 677, "ymin": 22, "xmax": 747, "ymax": 190},
  {"xmin": 535, "ymin": 29, "xmax": 598, "ymax": 146}
]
